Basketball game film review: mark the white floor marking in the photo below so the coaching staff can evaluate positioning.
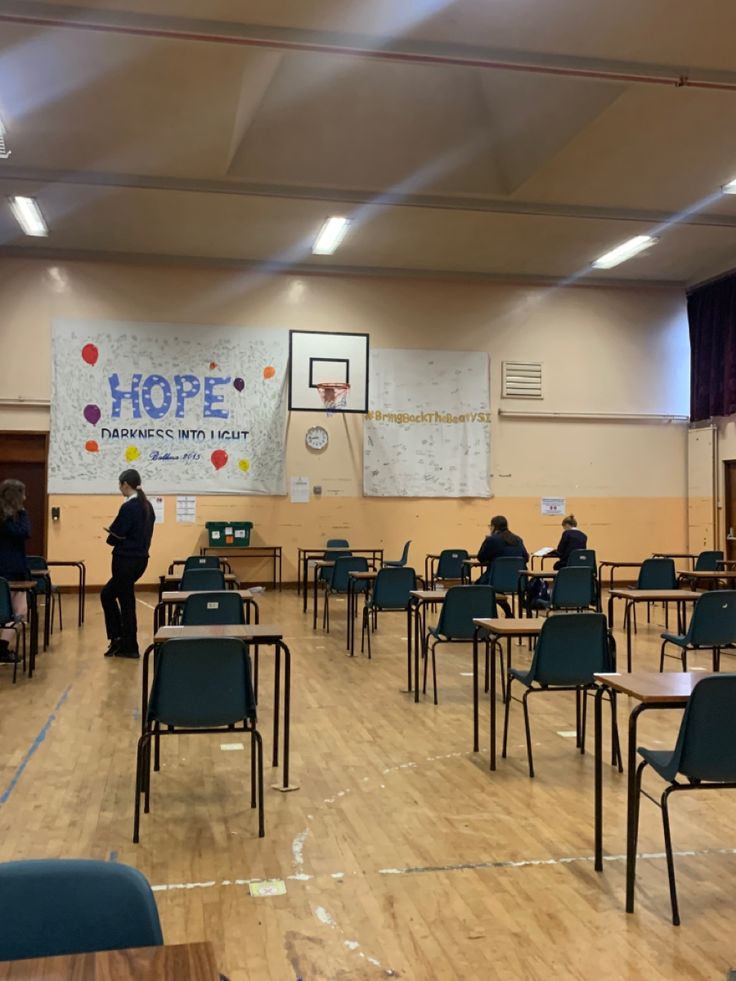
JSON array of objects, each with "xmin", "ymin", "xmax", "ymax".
[
  {"xmin": 136, "ymin": 598, "xmax": 156, "ymax": 610},
  {"xmin": 557, "ymin": 730, "xmax": 578, "ymax": 739},
  {"xmin": 220, "ymin": 743, "xmax": 244, "ymax": 751}
]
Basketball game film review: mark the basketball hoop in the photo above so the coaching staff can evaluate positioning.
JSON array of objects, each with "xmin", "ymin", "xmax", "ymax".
[{"xmin": 316, "ymin": 382, "xmax": 350, "ymax": 416}]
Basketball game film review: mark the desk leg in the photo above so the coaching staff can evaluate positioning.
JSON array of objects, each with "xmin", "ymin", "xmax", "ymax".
[
  {"xmin": 490, "ymin": 638, "xmax": 498, "ymax": 770},
  {"xmin": 472, "ymin": 628, "xmax": 479, "ymax": 753},
  {"xmin": 406, "ymin": 606, "xmax": 412, "ymax": 691},
  {"xmin": 626, "ymin": 603, "xmax": 633, "ymax": 672},
  {"xmin": 607, "ymin": 592, "xmax": 615, "ymax": 631},
  {"xmin": 312, "ymin": 566, "xmax": 319, "ymax": 631},
  {"xmin": 42, "ymin": 578, "xmax": 51, "ymax": 650},
  {"xmin": 272, "ymin": 644, "xmax": 281, "ymax": 768},
  {"xmin": 414, "ymin": 602, "xmax": 420, "ymax": 703},
  {"xmin": 273, "ymin": 641, "xmax": 298, "ymax": 792},
  {"xmin": 626, "ymin": 704, "xmax": 646, "ymax": 913},
  {"xmin": 594, "ymin": 686, "xmax": 605, "ymax": 871},
  {"xmin": 27, "ymin": 591, "xmax": 38, "ymax": 678},
  {"xmin": 303, "ymin": 555, "xmax": 309, "ymax": 614},
  {"xmin": 347, "ymin": 579, "xmax": 353, "ymax": 654},
  {"xmin": 80, "ymin": 562, "xmax": 86, "ymax": 625}
]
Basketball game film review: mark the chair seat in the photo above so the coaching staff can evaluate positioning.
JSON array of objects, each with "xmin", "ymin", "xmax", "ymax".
[
  {"xmin": 639, "ymin": 745, "xmax": 678, "ymax": 781},
  {"xmin": 509, "ymin": 666, "xmax": 534, "ymax": 686},
  {"xmin": 661, "ymin": 632, "xmax": 686, "ymax": 646}
]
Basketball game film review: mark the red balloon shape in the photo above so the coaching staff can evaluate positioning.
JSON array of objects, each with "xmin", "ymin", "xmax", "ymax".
[
  {"xmin": 211, "ymin": 449, "xmax": 228, "ymax": 471},
  {"xmin": 82, "ymin": 343, "xmax": 99, "ymax": 366}
]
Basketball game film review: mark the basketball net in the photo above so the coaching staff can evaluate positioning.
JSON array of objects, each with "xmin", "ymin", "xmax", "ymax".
[{"xmin": 316, "ymin": 382, "xmax": 350, "ymax": 417}]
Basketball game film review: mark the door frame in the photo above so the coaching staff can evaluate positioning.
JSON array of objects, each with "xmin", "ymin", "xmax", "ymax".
[{"xmin": 0, "ymin": 430, "xmax": 49, "ymax": 555}]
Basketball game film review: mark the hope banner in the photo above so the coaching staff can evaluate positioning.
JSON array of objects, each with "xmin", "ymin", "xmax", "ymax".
[{"xmin": 49, "ymin": 320, "xmax": 288, "ymax": 494}]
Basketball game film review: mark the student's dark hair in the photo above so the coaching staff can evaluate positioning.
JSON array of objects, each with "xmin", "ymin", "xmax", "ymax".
[
  {"xmin": 119, "ymin": 469, "xmax": 153, "ymax": 516},
  {"xmin": 562, "ymin": 514, "xmax": 577, "ymax": 528},
  {"xmin": 0, "ymin": 478, "xmax": 25, "ymax": 520},
  {"xmin": 490, "ymin": 514, "xmax": 521, "ymax": 546}
]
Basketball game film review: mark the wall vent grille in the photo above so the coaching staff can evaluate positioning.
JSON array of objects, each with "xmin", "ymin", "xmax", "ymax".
[{"xmin": 502, "ymin": 361, "xmax": 543, "ymax": 399}]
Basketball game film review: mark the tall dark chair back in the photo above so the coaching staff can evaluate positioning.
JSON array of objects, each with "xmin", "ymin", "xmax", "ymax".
[
  {"xmin": 326, "ymin": 538, "xmax": 350, "ymax": 548},
  {"xmin": 26, "ymin": 555, "xmax": 49, "ymax": 593},
  {"xmin": 671, "ymin": 674, "xmax": 736, "ymax": 781},
  {"xmin": 637, "ymin": 558, "xmax": 676, "ymax": 590},
  {"xmin": 184, "ymin": 555, "xmax": 222, "ymax": 571},
  {"xmin": 320, "ymin": 547, "xmax": 351, "ymax": 582},
  {"xmin": 435, "ymin": 585, "xmax": 497, "ymax": 639},
  {"xmin": 531, "ymin": 613, "xmax": 612, "ymax": 685},
  {"xmin": 182, "ymin": 591, "xmax": 245, "ymax": 625},
  {"xmin": 435, "ymin": 549, "xmax": 469, "ymax": 581},
  {"xmin": 568, "ymin": 549, "xmax": 597, "ymax": 569},
  {"xmin": 180, "ymin": 568, "xmax": 226, "ymax": 591},
  {"xmin": 385, "ymin": 541, "xmax": 412, "ymax": 568},
  {"xmin": 329, "ymin": 555, "xmax": 369, "ymax": 592},
  {"xmin": 694, "ymin": 550, "xmax": 724, "ymax": 572},
  {"xmin": 487, "ymin": 556, "xmax": 525, "ymax": 593},
  {"xmin": 371, "ymin": 567, "xmax": 416, "ymax": 609},
  {"xmin": 686, "ymin": 590, "xmax": 736, "ymax": 647},
  {"xmin": 0, "ymin": 576, "xmax": 14, "ymax": 622},
  {"xmin": 549, "ymin": 566, "xmax": 596, "ymax": 609},
  {"xmin": 0, "ymin": 859, "xmax": 163, "ymax": 961}
]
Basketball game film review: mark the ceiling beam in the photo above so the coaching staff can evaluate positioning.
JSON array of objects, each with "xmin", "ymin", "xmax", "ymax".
[{"xmin": 3, "ymin": 1, "xmax": 736, "ymax": 91}]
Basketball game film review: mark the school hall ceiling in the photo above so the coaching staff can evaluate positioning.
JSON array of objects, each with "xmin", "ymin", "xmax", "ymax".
[{"xmin": 1, "ymin": 0, "xmax": 736, "ymax": 285}]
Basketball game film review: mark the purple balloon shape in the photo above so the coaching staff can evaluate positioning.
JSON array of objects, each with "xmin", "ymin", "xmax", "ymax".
[
  {"xmin": 233, "ymin": 377, "xmax": 245, "ymax": 392},
  {"xmin": 83, "ymin": 404, "xmax": 101, "ymax": 425}
]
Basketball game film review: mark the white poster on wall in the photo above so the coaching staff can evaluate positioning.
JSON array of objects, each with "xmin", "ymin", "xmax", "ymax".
[
  {"xmin": 49, "ymin": 320, "xmax": 288, "ymax": 494},
  {"xmin": 363, "ymin": 349, "xmax": 491, "ymax": 498}
]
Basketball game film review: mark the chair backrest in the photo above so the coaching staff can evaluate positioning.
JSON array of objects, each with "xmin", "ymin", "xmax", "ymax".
[
  {"xmin": 435, "ymin": 585, "xmax": 497, "ymax": 640},
  {"xmin": 326, "ymin": 538, "xmax": 350, "ymax": 548},
  {"xmin": 393, "ymin": 541, "xmax": 412, "ymax": 566},
  {"xmin": 487, "ymin": 556, "xmax": 525, "ymax": 593},
  {"xmin": 180, "ymin": 568, "xmax": 226, "ymax": 591},
  {"xmin": 0, "ymin": 576, "xmax": 13, "ymax": 621},
  {"xmin": 148, "ymin": 637, "xmax": 256, "ymax": 727},
  {"xmin": 671, "ymin": 674, "xmax": 736, "ymax": 781},
  {"xmin": 329, "ymin": 555, "xmax": 369, "ymax": 592},
  {"xmin": 435, "ymin": 549, "xmax": 469, "ymax": 580},
  {"xmin": 184, "ymin": 555, "xmax": 222, "ymax": 571},
  {"xmin": 372, "ymin": 567, "xmax": 417, "ymax": 609},
  {"xmin": 694, "ymin": 550, "xmax": 724, "ymax": 572},
  {"xmin": 636, "ymin": 557, "xmax": 676, "ymax": 590},
  {"xmin": 530, "ymin": 613, "xmax": 611, "ymax": 686},
  {"xmin": 26, "ymin": 554, "xmax": 50, "ymax": 592},
  {"xmin": 182, "ymin": 591, "xmax": 245, "ymax": 625},
  {"xmin": 550, "ymin": 566, "xmax": 596, "ymax": 609},
  {"xmin": 567, "ymin": 549, "xmax": 597, "ymax": 569},
  {"xmin": 687, "ymin": 590, "xmax": 736, "ymax": 646},
  {"xmin": 319, "ymin": 549, "xmax": 351, "ymax": 581},
  {"xmin": 0, "ymin": 859, "xmax": 163, "ymax": 961}
]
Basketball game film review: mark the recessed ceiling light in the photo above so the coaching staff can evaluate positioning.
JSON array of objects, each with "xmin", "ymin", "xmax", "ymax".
[
  {"xmin": 8, "ymin": 196, "xmax": 47, "ymax": 237},
  {"xmin": 312, "ymin": 216, "xmax": 349, "ymax": 255},
  {"xmin": 592, "ymin": 235, "xmax": 657, "ymax": 269},
  {"xmin": 722, "ymin": 178, "xmax": 736, "ymax": 194}
]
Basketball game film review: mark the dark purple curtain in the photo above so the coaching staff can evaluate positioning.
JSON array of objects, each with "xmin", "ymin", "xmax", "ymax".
[{"xmin": 688, "ymin": 274, "xmax": 736, "ymax": 421}]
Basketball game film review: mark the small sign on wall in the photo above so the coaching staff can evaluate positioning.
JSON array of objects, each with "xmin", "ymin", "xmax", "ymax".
[{"xmin": 541, "ymin": 497, "xmax": 566, "ymax": 516}]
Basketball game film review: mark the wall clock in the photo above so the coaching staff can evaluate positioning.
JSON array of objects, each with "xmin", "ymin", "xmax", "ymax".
[{"xmin": 305, "ymin": 425, "xmax": 329, "ymax": 451}]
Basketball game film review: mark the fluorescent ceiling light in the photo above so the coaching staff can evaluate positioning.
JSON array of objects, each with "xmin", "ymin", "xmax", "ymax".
[
  {"xmin": 722, "ymin": 178, "xmax": 736, "ymax": 194},
  {"xmin": 312, "ymin": 216, "xmax": 349, "ymax": 255},
  {"xmin": 592, "ymin": 234, "xmax": 657, "ymax": 269},
  {"xmin": 9, "ymin": 196, "xmax": 47, "ymax": 237}
]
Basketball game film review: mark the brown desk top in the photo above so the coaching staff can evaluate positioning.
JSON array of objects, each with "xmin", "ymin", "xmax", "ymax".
[
  {"xmin": 594, "ymin": 671, "xmax": 714, "ymax": 703},
  {"xmin": 598, "ymin": 561, "xmax": 644, "ymax": 568},
  {"xmin": 0, "ymin": 942, "xmax": 220, "ymax": 980},
  {"xmin": 7, "ymin": 580, "xmax": 44, "ymax": 590},
  {"xmin": 155, "ymin": 624, "xmax": 282, "ymax": 642},
  {"xmin": 160, "ymin": 590, "xmax": 253, "ymax": 603},
  {"xmin": 677, "ymin": 569, "xmax": 736, "ymax": 579},
  {"xmin": 473, "ymin": 617, "xmax": 543, "ymax": 636},
  {"xmin": 410, "ymin": 589, "xmax": 447, "ymax": 601},
  {"xmin": 608, "ymin": 589, "xmax": 700, "ymax": 601},
  {"xmin": 349, "ymin": 570, "xmax": 378, "ymax": 579},
  {"xmin": 163, "ymin": 573, "xmax": 238, "ymax": 584},
  {"xmin": 653, "ymin": 552, "xmax": 696, "ymax": 559},
  {"xmin": 518, "ymin": 569, "xmax": 557, "ymax": 578}
]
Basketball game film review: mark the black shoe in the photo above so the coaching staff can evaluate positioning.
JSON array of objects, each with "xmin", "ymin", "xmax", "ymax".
[
  {"xmin": 114, "ymin": 649, "xmax": 140, "ymax": 659},
  {"xmin": 0, "ymin": 649, "xmax": 19, "ymax": 664},
  {"xmin": 104, "ymin": 639, "xmax": 121, "ymax": 657}
]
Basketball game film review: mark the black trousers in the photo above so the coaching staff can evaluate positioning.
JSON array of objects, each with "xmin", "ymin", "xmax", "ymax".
[{"xmin": 100, "ymin": 554, "xmax": 148, "ymax": 651}]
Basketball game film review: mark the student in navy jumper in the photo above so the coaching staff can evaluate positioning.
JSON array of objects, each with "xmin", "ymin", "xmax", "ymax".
[
  {"xmin": 101, "ymin": 469, "xmax": 155, "ymax": 658},
  {"xmin": 549, "ymin": 514, "xmax": 588, "ymax": 570},
  {"xmin": 477, "ymin": 515, "xmax": 529, "ymax": 615},
  {"xmin": 0, "ymin": 478, "xmax": 31, "ymax": 663}
]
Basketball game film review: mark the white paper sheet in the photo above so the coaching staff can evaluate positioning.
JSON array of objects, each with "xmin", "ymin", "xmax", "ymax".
[
  {"xmin": 290, "ymin": 476, "xmax": 310, "ymax": 504},
  {"xmin": 176, "ymin": 495, "xmax": 197, "ymax": 523},
  {"xmin": 151, "ymin": 495, "xmax": 165, "ymax": 525}
]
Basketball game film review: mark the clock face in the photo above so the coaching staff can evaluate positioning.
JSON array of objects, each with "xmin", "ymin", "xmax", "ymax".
[{"xmin": 305, "ymin": 426, "xmax": 329, "ymax": 451}]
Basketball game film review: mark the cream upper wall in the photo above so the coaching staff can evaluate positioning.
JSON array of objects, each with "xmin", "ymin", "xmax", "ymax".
[{"xmin": 0, "ymin": 257, "xmax": 689, "ymax": 499}]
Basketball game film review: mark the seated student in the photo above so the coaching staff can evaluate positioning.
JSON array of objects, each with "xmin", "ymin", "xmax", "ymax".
[
  {"xmin": 0, "ymin": 478, "xmax": 31, "ymax": 664},
  {"xmin": 478, "ymin": 515, "xmax": 529, "ymax": 615},
  {"xmin": 548, "ymin": 514, "xmax": 588, "ymax": 570}
]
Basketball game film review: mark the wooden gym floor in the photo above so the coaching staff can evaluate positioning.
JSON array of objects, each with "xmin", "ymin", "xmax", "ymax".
[{"xmin": 1, "ymin": 587, "xmax": 735, "ymax": 980}]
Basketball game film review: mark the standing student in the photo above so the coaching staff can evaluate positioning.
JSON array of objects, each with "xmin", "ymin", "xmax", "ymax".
[
  {"xmin": 0, "ymin": 479, "xmax": 30, "ymax": 663},
  {"xmin": 101, "ymin": 468, "xmax": 155, "ymax": 659},
  {"xmin": 477, "ymin": 515, "xmax": 529, "ymax": 615},
  {"xmin": 549, "ymin": 514, "xmax": 588, "ymax": 570}
]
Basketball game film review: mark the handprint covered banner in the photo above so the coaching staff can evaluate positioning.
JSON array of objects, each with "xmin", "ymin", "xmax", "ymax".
[
  {"xmin": 49, "ymin": 319, "xmax": 288, "ymax": 494},
  {"xmin": 364, "ymin": 349, "xmax": 491, "ymax": 498}
]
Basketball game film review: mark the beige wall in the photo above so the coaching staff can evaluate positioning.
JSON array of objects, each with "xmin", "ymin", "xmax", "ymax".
[{"xmin": 0, "ymin": 258, "xmax": 690, "ymax": 584}]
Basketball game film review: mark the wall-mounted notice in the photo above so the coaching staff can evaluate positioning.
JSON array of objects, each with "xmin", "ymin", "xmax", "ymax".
[
  {"xmin": 176, "ymin": 495, "xmax": 197, "ymax": 523},
  {"xmin": 49, "ymin": 319, "xmax": 288, "ymax": 494},
  {"xmin": 151, "ymin": 495, "xmax": 165, "ymax": 525},
  {"xmin": 364, "ymin": 349, "xmax": 491, "ymax": 498},
  {"xmin": 290, "ymin": 476, "xmax": 310, "ymax": 504},
  {"xmin": 541, "ymin": 497, "xmax": 566, "ymax": 516}
]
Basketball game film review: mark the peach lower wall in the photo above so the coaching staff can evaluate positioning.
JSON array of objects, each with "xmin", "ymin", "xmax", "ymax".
[{"xmin": 46, "ymin": 492, "xmax": 687, "ymax": 587}]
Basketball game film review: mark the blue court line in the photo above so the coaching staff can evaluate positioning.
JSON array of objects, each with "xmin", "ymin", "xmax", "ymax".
[
  {"xmin": 108, "ymin": 850, "xmax": 118, "ymax": 862},
  {"xmin": 0, "ymin": 684, "xmax": 73, "ymax": 807}
]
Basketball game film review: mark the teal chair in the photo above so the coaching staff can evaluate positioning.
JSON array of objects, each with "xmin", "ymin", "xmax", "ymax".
[
  {"xmin": 385, "ymin": 541, "xmax": 411, "ymax": 568},
  {"xmin": 423, "ymin": 585, "xmax": 497, "ymax": 704},
  {"xmin": 568, "ymin": 549, "xmax": 597, "ymax": 569},
  {"xmin": 361, "ymin": 566, "xmax": 416, "ymax": 658},
  {"xmin": 0, "ymin": 859, "xmax": 163, "ymax": 960},
  {"xmin": 694, "ymin": 550, "xmax": 724, "ymax": 571},
  {"xmin": 28, "ymin": 554, "xmax": 62, "ymax": 634},
  {"xmin": 432, "ymin": 548, "xmax": 469, "ymax": 588},
  {"xmin": 326, "ymin": 538, "xmax": 350, "ymax": 549},
  {"xmin": 184, "ymin": 555, "xmax": 223, "ymax": 571},
  {"xmin": 502, "ymin": 613, "xmax": 621, "ymax": 777},
  {"xmin": 659, "ymin": 590, "xmax": 736, "ymax": 671},
  {"xmin": 635, "ymin": 674, "xmax": 736, "ymax": 924},
  {"xmin": 182, "ymin": 591, "xmax": 245, "ymax": 625},
  {"xmin": 322, "ymin": 555, "xmax": 369, "ymax": 632},
  {"xmin": 180, "ymin": 568, "xmax": 226, "ymax": 591},
  {"xmin": 625, "ymin": 558, "xmax": 678, "ymax": 632},
  {"xmin": 134, "ymin": 637, "xmax": 263, "ymax": 841},
  {"xmin": 531, "ymin": 566, "xmax": 596, "ymax": 613},
  {"xmin": 485, "ymin": 556, "xmax": 526, "ymax": 615},
  {"xmin": 0, "ymin": 576, "xmax": 24, "ymax": 682}
]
